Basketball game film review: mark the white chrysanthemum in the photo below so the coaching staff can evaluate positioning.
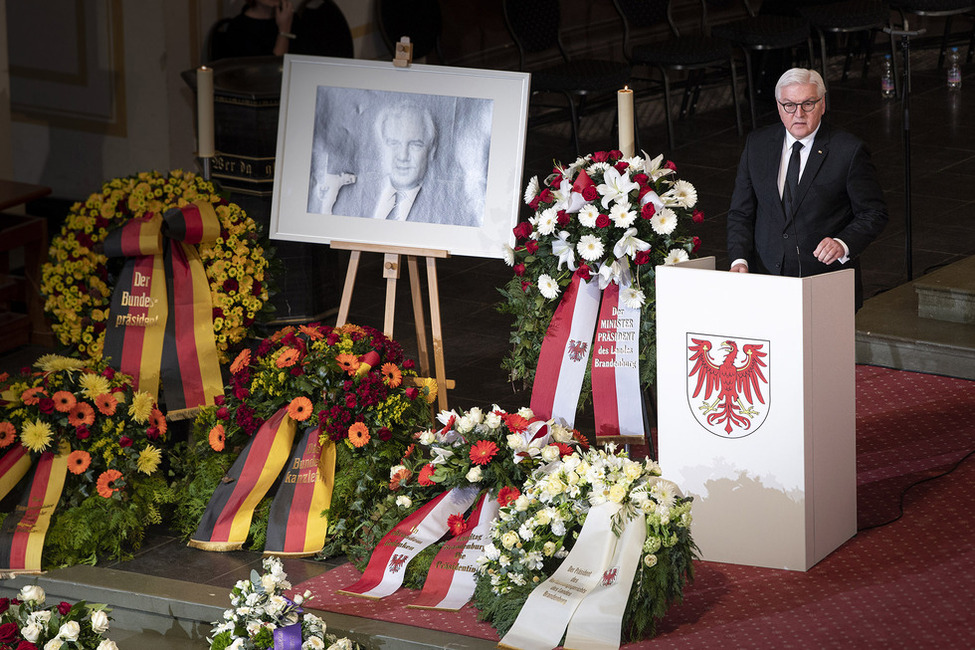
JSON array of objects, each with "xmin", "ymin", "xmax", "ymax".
[
  {"xmin": 303, "ymin": 638, "xmax": 326, "ymax": 650},
  {"xmin": 577, "ymin": 204, "xmax": 599, "ymax": 228},
  {"xmin": 537, "ymin": 274, "xmax": 560, "ymax": 300},
  {"xmin": 524, "ymin": 175, "xmax": 539, "ymax": 205},
  {"xmin": 587, "ymin": 161, "xmax": 611, "ymax": 175},
  {"xmin": 577, "ymin": 234, "xmax": 605, "ymax": 262},
  {"xmin": 621, "ymin": 287, "xmax": 646, "ymax": 309},
  {"xmin": 664, "ymin": 179, "xmax": 697, "ymax": 208},
  {"xmin": 609, "ymin": 202, "xmax": 637, "ymax": 228},
  {"xmin": 650, "ymin": 207, "xmax": 678, "ymax": 235},
  {"xmin": 665, "ymin": 248, "xmax": 690, "ymax": 265},
  {"xmin": 536, "ymin": 207, "xmax": 558, "ymax": 235},
  {"xmin": 502, "ymin": 243, "xmax": 515, "ymax": 267}
]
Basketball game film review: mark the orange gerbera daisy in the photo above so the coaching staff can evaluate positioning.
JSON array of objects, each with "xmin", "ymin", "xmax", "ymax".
[
  {"xmin": 208, "ymin": 424, "xmax": 226, "ymax": 452},
  {"xmin": 230, "ymin": 348, "xmax": 251, "ymax": 374},
  {"xmin": 0, "ymin": 422, "xmax": 15, "ymax": 448},
  {"xmin": 150, "ymin": 408, "xmax": 168, "ymax": 436},
  {"xmin": 94, "ymin": 393, "xmax": 118, "ymax": 416},
  {"xmin": 335, "ymin": 353, "xmax": 359, "ymax": 375},
  {"xmin": 299, "ymin": 324, "xmax": 324, "ymax": 340},
  {"xmin": 287, "ymin": 396, "xmax": 313, "ymax": 421},
  {"xmin": 96, "ymin": 469, "xmax": 124, "ymax": 498},
  {"xmin": 52, "ymin": 391, "xmax": 77, "ymax": 413},
  {"xmin": 418, "ymin": 463, "xmax": 437, "ymax": 486},
  {"xmin": 67, "ymin": 449, "xmax": 91, "ymax": 475},
  {"xmin": 389, "ymin": 466, "xmax": 411, "ymax": 490},
  {"xmin": 381, "ymin": 363, "xmax": 402, "ymax": 388},
  {"xmin": 67, "ymin": 402, "xmax": 96, "ymax": 427},
  {"xmin": 348, "ymin": 422, "xmax": 371, "ymax": 448},
  {"xmin": 470, "ymin": 440, "xmax": 499, "ymax": 465},
  {"xmin": 21, "ymin": 387, "xmax": 47, "ymax": 405},
  {"xmin": 275, "ymin": 347, "xmax": 300, "ymax": 369}
]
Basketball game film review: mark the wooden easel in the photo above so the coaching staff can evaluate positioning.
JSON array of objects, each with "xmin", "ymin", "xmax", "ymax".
[{"xmin": 332, "ymin": 240, "xmax": 454, "ymax": 411}]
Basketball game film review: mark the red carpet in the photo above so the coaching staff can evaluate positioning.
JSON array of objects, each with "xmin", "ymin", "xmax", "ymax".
[{"xmin": 293, "ymin": 366, "xmax": 975, "ymax": 647}]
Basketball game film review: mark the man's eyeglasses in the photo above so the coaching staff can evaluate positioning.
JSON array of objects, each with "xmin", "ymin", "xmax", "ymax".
[{"xmin": 778, "ymin": 97, "xmax": 824, "ymax": 114}]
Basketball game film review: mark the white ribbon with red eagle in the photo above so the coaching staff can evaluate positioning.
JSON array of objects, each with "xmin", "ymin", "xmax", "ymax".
[
  {"xmin": 498, "ymin": 501, "xmax": 641, "ymax": 650},
  {"xmin": 339, "ymin": 486, "xmax": 479, "ymax": 599},
  {"xmin": 530, "ymin": 168, "xmax": 650, "ymax": 441}
]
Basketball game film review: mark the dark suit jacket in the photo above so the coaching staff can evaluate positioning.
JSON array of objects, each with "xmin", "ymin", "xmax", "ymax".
[
  {"xmin": 326, "ymin": 173, "xmax": 483, "ymax": 228},
  {"xmin": 726, "ymin": 122, "xmax": 888, "ymax": 307}
]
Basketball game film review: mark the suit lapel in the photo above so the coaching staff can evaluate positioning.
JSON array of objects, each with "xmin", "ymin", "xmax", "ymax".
[
  {"xmin": 791, "ymin": 124, "xmax": 829, "ymax": 219},
  {"xmin": 766, "ymin": 127, "xmax": 787, "ymax": 220}
]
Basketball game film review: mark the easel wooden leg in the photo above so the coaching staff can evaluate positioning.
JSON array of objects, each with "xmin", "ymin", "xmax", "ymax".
[
  {"xmin": 407, "ymin": 256, "xmax": 432, "ymax": 377},
  {"xmin": 382, "ymin": 253, "xmax": 400, "ymax": 338},
  {"xmin": 426, "ymin": 257, "xmax": 449, "ymax": 412},
  {"xmin": 336, "ymin": 250, "xmax": 361, "ymax": 327}
]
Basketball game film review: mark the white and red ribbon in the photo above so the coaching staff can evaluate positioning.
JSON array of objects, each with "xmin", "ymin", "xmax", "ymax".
[
  {"xmin": 339, "ymin": 486, "xmax": 479, "ymax": 599},
  {"xmin": 530, "ymin": 274, "xmax": 601, "ymax": 429},
  {"xmin": 409, "ymin": 491, "xmax": 501, "ymax": 611},
  {"xmin": 590, "ymin": 280, "xmax": 644, "ymax": 439}
]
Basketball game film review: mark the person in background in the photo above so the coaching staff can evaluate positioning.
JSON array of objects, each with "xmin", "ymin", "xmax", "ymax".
[{"xmin": 210, "ymin": 0, "xmax": 296, "ymax": 60}]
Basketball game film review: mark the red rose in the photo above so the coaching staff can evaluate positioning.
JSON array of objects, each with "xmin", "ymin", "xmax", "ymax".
[
  {"xmin": 0, "ymin": 623, "xmax": 18, "ymax": 643},
  {"xmin": 378, "ymin": 427, "xmax": 392, "ymax": 441},
  {"xmin": 609, "ymin": 149, "xmax": 623, "ymax": 160},
  {"xmin": 538, "ymin": 188, "xmax": 554, "ymax": 203},
  {"xmin": 521, "ymin": 281, "xmax": 530, "ymax": 292},
  {"xmin": 75, "ymin": 426, "xmax": 90, "ymax": 440},
  {"xmin": 581, "ymin": 185, "xmax": 598, "ymax": 202},
  {"xmin": 57, "ymin": 601, "xmax": 72, "ymax": 615},
  {"xmin": 146, "ymin": 426, "xmax": 161, "ymax": 440},
  {"xmin": 665, "ymin": 160, "xmax": 677, "ymax": 171},
  {"xmin": 576, "ymin": 264, "xmax": 592, "ymax": 280},
  {"xmin": 403, "ymin": 358, "xmax": 415, "ymax": 370},
  {"xmin": 692, "ymin": 209, "xmax": 704, "ymax": 223},
  {"xmin": 103, "ymin": 366, "xmax": 116, "ymax": 379},
  {"xmin": 252, "ymin": 280, "xmax": 263, "ymax": 296},
  {"xmin": 693, "ymin": 236, "xmax": 702, "ymax": 252},
  {"xmin": 525, "ymin": 240, "xmax": 539, "ymax": 254},
  {"xmin": 119, "ymin": 436, "xmax": 133, "ymax": 448},
  {"xmin": 0, "ymin": 598, "xmax": 8, "ymax": 614},
  {"xmin": 614, "ymin": 161, "xmax": 629, "ymax": 174},
  {"xmin": 405, "ymin": 387, "xmax": 419, "ymax": 400},
  {"xmin": 632, "ymin": 172, "xmax": 649, "ymax": 187},
  {"xmin": 513, "ymin": 263, "xmax": 526, "ymax": 277},
  {"xmin": 556, "ymin": 210, "xmax": 570, "ymax": 226},
  {"xmin": 641, "ymin": 203, "xmax": 656, "ymax": 219},
  {"xmin": 212, "ymin": 307, "xmax": 224, "ymax": 320},
  {"xmin": 223, "ymin": 278, "xmax": 239, "ymax": 293},
  {"xmin": 38, "ymin": 398, "xmax": 55, "ymax": 414},
  {"xmin": 16, "ymin": 641, "xmax": 38, "ymax": 650},
  {"xmin": 214, "ymin": 395, "xmax": 225, "ymax": 406},
  {"xmin": 216, "ymin": 407, "xmax": 230, "ymax": 420},
  {"xmin": 345, "ymin": 393, "xmax": 357, "ymax": 409},
  {"xmin": 233, "ymin": 384, "xmax": 250, "ymax": 400},
  {"xmin": 634, "ymin": 250, "xmax": 651, "ymax": 266},
  {"xmin": 592, "ymin": 150, "xmax": 610, "ymax": 163},
  {"xmin": 513, "ymin": 221, "xmax": 533, "ymax": 240},
  {"xmin": 595, "ymin": 214, "xmax": 610, "ymax": 228}
]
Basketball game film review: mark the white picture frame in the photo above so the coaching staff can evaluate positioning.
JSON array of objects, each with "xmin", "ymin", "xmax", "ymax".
[{"xmin": 269, "ymin": 55, "xmax": 531, "ymax": 259}]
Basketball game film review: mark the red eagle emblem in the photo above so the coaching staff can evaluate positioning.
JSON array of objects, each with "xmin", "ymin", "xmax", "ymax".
[
  {"xmin": 601, "ymin": 566, "xmax": 619, "ymax": 587},
  {"xmin": 389, "ymin": 553, "xmax": 409, "ymax": 573},
  {"xmin": 688, "ymin": 337, "xmax": 768, "ymax": 436},
  {"xmin": 567, "ymin": 339, "xmax": 588, "ymax": 362}
]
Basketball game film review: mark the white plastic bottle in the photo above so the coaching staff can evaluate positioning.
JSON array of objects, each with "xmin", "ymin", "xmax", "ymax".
[
  {"xmin": 881, "ymin": 54, "xmax": 895, "ymax": 98},
  {"xmin": 948, "ymin": 47, "xmax": 962, "ymax": 90}
]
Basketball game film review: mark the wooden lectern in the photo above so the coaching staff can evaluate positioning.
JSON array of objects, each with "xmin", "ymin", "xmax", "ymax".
[{"xmin": 655, "ymin": 257, "xmax": 856, "ymax": 571}]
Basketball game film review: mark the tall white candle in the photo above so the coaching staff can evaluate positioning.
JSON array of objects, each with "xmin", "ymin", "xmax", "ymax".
[
  {"xmin": 617, "ymin": 86, "xmax": 635, "ymax": 158},
  {"xmin": 197, "ymin": 66, "xmax": 215, "ymax": 158}
]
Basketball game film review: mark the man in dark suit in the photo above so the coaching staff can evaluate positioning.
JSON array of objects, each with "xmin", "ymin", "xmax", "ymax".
[{"xmin": 726, "ymin": 68, "xmax": 888, "ymax": 308}]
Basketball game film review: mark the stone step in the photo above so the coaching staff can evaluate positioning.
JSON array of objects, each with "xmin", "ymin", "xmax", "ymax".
[
  {"xmin": 0, "ymin": 566, "xmax": 496, "ymax": 650},
  {"xmin": 857, "ymin": 262, "xmax": 975, "ymax": 379},
  {"xmin": 914, "ymin": 256, "xmax": 975, "ymax": 324}
]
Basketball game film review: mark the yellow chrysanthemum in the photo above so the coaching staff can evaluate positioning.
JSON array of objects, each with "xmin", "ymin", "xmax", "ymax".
[
  {"xmin": 21, "ymin": 419, "xmax": 54, "ymax": 453},
  {"xmin": 78, "ymin": 373, "xmax": 112, "ymax": 400},
  {"xmin": 137, "ymin": 445, "xmax": 162, "ymax": 475},
  {"xmin": 128, "ymin": 391, "xmax": 155, "ymax": 423},
  {"xmin": 35, "ymin": 354, "xmax": 86, "ymax": 373}
]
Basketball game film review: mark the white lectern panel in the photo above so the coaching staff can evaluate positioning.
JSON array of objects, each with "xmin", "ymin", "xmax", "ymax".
[{"xmin": 656, "ymin": 260, "xmax": 855, "ymax": 570}]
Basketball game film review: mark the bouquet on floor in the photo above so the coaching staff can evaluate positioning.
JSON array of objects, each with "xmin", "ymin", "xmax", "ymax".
[
  {"xmin": 345, "ymin": 405, "xmax": 589, "ymax": 584},
  {"xmin": 0, "ymin": 584, "xmax": 116, "ymax": 650},
  {"xmin": 0, "ymin": 355, "xmax": 175, "ymax": 567},
  {"xmin": 498, "ymin": 149, "xmax": 702, "ymax": 401},
  {"xmin": 472, "ymin": 445, "xmax": 697, "ymax": 642},
  {"xmin": 208, "ymin": 556, "xmax": 358, "ymax": 650},
  {"xmin": 177, "ymin": 323, "xmax": 435, "ymax": 556}
]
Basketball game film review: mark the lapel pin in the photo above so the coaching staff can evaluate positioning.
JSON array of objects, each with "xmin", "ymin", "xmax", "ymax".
[{"xmin": 818, "ymin": 150, "xmax": 823, "ymax": 154}]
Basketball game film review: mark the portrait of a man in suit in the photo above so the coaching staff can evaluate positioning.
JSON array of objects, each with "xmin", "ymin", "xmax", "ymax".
[
  {"xmin": 726, "ymin": 68, "xmax": 888, "ymax": 309},
  {"xmin": 306, "ymin": 88, "xmax": 491, "ymax": 228}
]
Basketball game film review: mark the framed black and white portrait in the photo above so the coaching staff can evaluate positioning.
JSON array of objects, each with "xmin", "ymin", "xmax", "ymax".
[{"xmin": 270, "ymin": 55, "xmax": 531, "ymax": 259}]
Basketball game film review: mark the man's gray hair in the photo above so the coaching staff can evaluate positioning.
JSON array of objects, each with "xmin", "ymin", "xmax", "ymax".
[
  {"xmin": 775, "ymin": 68, "xmax": 826, "ymax": 101},
  {"xmin": 375, "ymin": 102, "xmax": 438, "ymax": 148}
]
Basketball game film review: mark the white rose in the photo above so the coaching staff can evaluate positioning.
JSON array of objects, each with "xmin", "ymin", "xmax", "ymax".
[
  {"xmin": 506, "ymin": 434, "xmax": 527, "ymax": 452},
  {"xmin": 541, "ymin": 444, "xmax": 561, "ymax": 463},
  {"xmin": 608, "ymin": 484, "xmax": 627, "ymax": 503},
  {"xmin": 29, "ymin": 610, "xmax": 51, "ymax": 625},
  {"xmin": 466, "ymin": 466, "xmax": 483, "ymax": 483},
  {"xmin": 624, "ymin": 461, "xmax": 643, "ymax": 480},
  {"xmin": 543, "ymin": 541, "xmax": 558, "ymax": 556},
  {"xmin": 484, "ymin": 411, "xmax": 503, "ymax": 429},
  {"xmin": 22, "ymin": 624, "xmax": 43, "ymax": 644},
  {"xmin": 44, "ymin": 639, "xmax": 63, "ymax": 650},
  {"xmin": 19, "ymin": 584, "xmax": 45, "ymax": 604},
  {"xmin": 550, "ymin": 424, "xmax": 574, "ymax": 443},
  {"xmin": 467, "ymin": 407, "xmax": 484, "ymax": 424},
  {"xmin": 389, "ymin": 464, "xmax": 406, "ymax": 479},
  {"xmin": 97, "ymin": 641, "xmax": 120, "ymax": 650},
  {"xmin": 58, "ymin": 621, "xmax": 81, "ymax": 642},
  {"xmin": 517, "ymin": 407, "xmax": 534, "ymax": 420},
  {"xmin": 514, "ymin": 495, "xmax": 531, "ymax": 511},
  {"xmin": 395, "ymin": 495, "xmax": 412, "ymax": 508},
  {"xmin": 457, "ymin": 415, "xmax": 476, "ymax": 433},
  {"xmin": 535, "ymin": 509, "xmax": 551, "ymax": 526},
  {"xmin": 90, "ymin": 609, "xmax": 111, "ymax": 634},
  {"xmin": 246, "ymin": 621, "xmax": 263, "ymax": 636},
  {"xmin": 501, "ymin": 531, "xmax": 519, "ymax": 549},
  {"xmin": 419, "ymin": 430, "xmax": 436, "ymax": 445}
]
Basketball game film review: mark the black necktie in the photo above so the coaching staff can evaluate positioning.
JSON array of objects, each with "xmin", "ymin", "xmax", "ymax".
[{"xmin": 782, "ymin": 141, "xmax": 802, "ymax": 219}]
